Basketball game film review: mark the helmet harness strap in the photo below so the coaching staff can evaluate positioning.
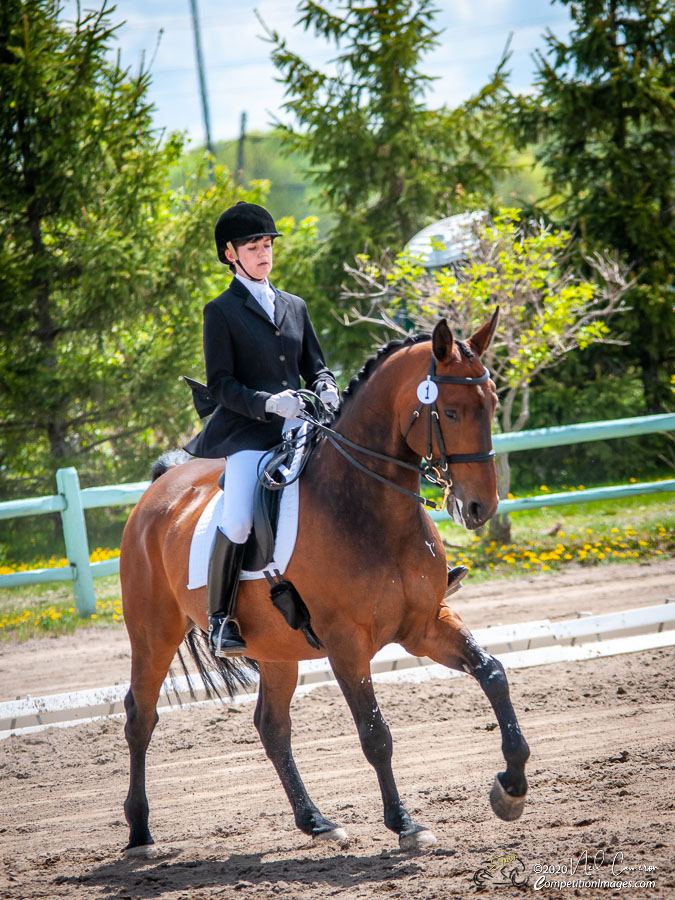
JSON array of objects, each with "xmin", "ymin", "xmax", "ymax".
[{"xmin": 226, "ymin": 240, "xmax": 266, "ymax": 284}]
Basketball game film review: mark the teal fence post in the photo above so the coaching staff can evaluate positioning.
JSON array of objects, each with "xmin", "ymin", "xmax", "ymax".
[{"xmin": 56, "ymin": 467, "xmax": 96, "ymax": 616}]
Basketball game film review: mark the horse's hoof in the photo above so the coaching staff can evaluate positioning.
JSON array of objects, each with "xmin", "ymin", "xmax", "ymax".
[
  {"xmin": 313, "ymin": 826, "xmax": 350, "ymax": 844},
  {"xmin": 489, "ymin": 774, "xmax": 526, "ymax": 821},
  {"xmin": 123, "ymin": 843, "xmax": 158, "ymax": 859},
  {"xmin": 399, "ymin": 828, "xmax": 437, "ymax": 853}
]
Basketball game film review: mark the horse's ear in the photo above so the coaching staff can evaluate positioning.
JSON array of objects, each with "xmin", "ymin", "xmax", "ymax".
[
  {"xmin": 469, "ymin": 307, "xmax": 499, "ymax": 358},
  {"xmin": 432, "ymin": 319, "xmax": 454, "ymax": 363}
]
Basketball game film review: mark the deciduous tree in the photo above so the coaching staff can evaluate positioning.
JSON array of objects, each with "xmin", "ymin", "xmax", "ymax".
[
  {"xmin": 0, "ymin": 0, "xmax": 253, "ymax": 496},
  {"xmin": 344, "ymin": 209, "xmax": 630, "ymax": 540}
]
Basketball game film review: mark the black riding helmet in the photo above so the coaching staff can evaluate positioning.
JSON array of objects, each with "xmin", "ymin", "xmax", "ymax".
[{"xmin": 214, "ymin": 201, "xmax": 282, "ymax": 265}]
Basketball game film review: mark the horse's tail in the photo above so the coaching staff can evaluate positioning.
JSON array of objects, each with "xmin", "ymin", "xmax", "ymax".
[
  {"xmin": 150, "ymin": 449, "xmax": 192, "ymax": 482},
  {"xmin": 168, "ymin": 623, "xmax": 259, "ymax": 703}
]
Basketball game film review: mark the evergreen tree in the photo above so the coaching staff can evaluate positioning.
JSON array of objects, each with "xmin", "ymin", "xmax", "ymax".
[
  {"xmin": 263, "ymin": 0, "xmax": 511, "ymax": 370},
  {"xmin": 512, "ymin": 0, "xmax": 674, "ymax": 410},
  {"xmin": 0, "ymin": 0, "xmax": 253, "ymax": 495}
]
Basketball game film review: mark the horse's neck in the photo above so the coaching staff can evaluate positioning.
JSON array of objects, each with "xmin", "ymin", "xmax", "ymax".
[
  {"xmin": 330, "ymin": 370, "xmax": 421, "ymax": 494},
  {"xmin": 337, "ymin": 378, "xmax": 405, "ymax": 457}
]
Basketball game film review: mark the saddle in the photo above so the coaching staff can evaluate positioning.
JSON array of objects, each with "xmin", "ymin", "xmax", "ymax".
[
  {"xmin": 216, "ymin": 465, "xmax": 282, "ymax": 573},
  {"xmin": 187, "ymin": 371, "xmax": 300, "ymax": 571}
]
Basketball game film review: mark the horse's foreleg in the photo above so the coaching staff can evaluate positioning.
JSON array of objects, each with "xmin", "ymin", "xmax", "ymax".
[
  {"xmin": 406, "ymin": 605, "xmax": 530, "ymax": 821},
  {"xmin": 123, "ymin": 631, "xmax": 184, "ymax": 855},
  {"xmin": 329, "ymin": 653, "xmax": 437, "ymax": 852},
  {"xmin": 465, "ymin": 637, "xmax": 530, "ymax": 820},
  {"xmin": 254, "ymin": 661, "xmax": 348, "ymax": 842}
]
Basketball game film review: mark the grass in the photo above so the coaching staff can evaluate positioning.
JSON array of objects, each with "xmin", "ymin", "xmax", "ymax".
[
  {"xmin": 0, "ymin": 575, "xmax": 123, "ymax": 642},
  {"xmin": 439, "ymin": 490, "xmax": 673, "ymax": 582},
  {"xmin": 0, "ymin": 491, "xmax": 672, "ymax": 643}
]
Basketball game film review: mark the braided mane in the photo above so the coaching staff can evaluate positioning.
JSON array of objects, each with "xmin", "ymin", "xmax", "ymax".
[{"xmin": 340, "ymin": 333, "xmax": 431, "ymax": 409}]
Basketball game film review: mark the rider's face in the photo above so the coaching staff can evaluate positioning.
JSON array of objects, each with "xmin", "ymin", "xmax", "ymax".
[{"xmin": 229, "ymin": 236, "xmax": 274, "ymax": 280}]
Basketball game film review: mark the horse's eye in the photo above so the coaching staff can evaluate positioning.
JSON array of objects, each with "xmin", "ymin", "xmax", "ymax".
[{"xmin": 444, "ymin": 409, "xmax": 458, "ymax": 421}]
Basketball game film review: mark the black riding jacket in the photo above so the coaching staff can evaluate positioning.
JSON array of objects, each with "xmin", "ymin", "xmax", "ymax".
[{"xmin": 184, "ymin": 277, "xmax": 335, "ymax": 459}]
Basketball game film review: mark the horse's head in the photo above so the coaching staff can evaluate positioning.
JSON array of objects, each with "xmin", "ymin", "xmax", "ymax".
[{"xmin": 401, "ymin": 311, "xmax": 500, "ymax": 530}]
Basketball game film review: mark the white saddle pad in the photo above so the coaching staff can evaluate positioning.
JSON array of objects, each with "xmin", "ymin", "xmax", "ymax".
[{"xmin": 187, "ymin": 427, "xmax": 307, "ymax": 589}]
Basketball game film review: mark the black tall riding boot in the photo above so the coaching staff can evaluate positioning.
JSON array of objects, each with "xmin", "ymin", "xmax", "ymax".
[{"xmin": 207, "ymin": 527, "xmax": 247, "ymax": 658}]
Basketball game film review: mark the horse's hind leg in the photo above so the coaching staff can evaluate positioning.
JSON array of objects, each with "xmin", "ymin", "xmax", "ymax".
[
  {"xmin": 329, "ymin": 650, "xmax": 437, "ymax": 852},
  {"xmin": 123, "ymin": 603, "xmax": 186, "ymax": 855},
  {"xmin": 406, "ymin": 606, "xmax": 530, "ymax": 821},
  {"xmin": 254, "ymin": 661, "xmax": 348, "ymax": 842}
]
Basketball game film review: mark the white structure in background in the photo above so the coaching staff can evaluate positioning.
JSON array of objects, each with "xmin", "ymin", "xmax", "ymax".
[{"xmin": 405, "ymin": 210, "xmax": 488, "ymax": 268}]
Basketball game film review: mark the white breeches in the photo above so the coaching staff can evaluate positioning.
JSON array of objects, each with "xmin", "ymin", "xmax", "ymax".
[
  {"xmin": 219, "ymin": 449, "xmax": 268, "ymax": 544},
  {"xmin": 219, "ymin": 419, "xmax": 301, "ymax": 545}
]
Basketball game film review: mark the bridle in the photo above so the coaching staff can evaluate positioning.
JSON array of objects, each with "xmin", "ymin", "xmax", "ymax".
[
  {"xmin": 262, "ymin": 350, "xmax": 495, "ymax": 512},
  {"xmin": 402, "ymin": 356, "xmax": 495, "ymax": 505}
]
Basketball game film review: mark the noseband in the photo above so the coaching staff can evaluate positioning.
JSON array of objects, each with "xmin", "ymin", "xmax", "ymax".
[{"xmin": 403, "ymin": 357, "xmax": 496, "ymax": 498}]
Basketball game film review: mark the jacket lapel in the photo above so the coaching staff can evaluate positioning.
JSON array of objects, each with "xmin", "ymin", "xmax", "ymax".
[
  {"xmin": 273, "ymin": 289, "xmax": 289, "ymax": 328},
  {"xmin": 230, "ymin": 276, "xmax": 288, "ymax": 329},
  {"xmin": 230, "ymin": 277, "xmax": 274, "ymax": 327},
  {"xmin": 243, "ymin": 292, "xmax": 275, "ymax": 325}
]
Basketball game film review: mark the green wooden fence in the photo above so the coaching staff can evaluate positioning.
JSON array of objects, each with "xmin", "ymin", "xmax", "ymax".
[{"xmin": 1, "ymin": 413, "xmax": 673, "ymax": 615}]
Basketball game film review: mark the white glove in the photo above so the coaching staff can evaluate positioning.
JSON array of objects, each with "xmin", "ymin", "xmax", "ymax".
[
  {"xmin": 319, "ymin": 385, "xmax": 340, "ymax": 412},
  {"xmin": 265, "ymin": 390, "xmax": 304, "ymax": 419}
]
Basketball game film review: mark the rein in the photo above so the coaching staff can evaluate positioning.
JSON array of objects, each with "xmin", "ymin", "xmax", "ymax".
[{"xmin": 262, "ymin": 354, "xmax": 495, "ymax": 511}]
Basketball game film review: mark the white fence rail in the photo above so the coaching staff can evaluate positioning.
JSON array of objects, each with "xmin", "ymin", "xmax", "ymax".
[{"xmin": 2, "ymin": 600, "xmax": 673, "ymax": 739}]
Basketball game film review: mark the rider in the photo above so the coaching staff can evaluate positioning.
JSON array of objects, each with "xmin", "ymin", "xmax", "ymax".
[{"xmin": 185, "ymin": 201, "xmax": 339, "ymax": 657}]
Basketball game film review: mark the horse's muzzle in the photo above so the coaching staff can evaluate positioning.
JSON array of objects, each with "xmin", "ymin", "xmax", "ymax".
[{"xmin": 447, "ymin": 492, "xmax": 496, "ymax": 530}]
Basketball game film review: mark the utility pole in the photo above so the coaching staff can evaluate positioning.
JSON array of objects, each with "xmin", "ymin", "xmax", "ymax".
[
  {"xmin": 236, "ymin": 111, "xmax": 247, "ymax": 183},
  {"xmin": 188, "ymin": 0, "xmax": 215, "ymax": 180}
]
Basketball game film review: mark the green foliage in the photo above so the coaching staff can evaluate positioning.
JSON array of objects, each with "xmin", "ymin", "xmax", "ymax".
[
  {"xmin": 512, "ymin": 352, "xmax": 672, "ymax": 489},
  {"xmin": 440, "ymin": 499, "xmax": 673, "ymax": 581},
  {"xmin": 171, "ymin": 130, "xmax": 325, "ymax": 230},
  {"xmin": 349, "ymin": 209, "xmax": 629, "ymax": 432},
  {"xmin": 492, "ymin": 148, "xmax": 550, "ymax": 212},
  {"xmin": 0, "ymin": 576, "xmax": 123, "ymax": 641},
  {"xmin": 346, "ymin": 207, "xmax": 630, "ymax": 541},
  {"xmin": 0, "ymin": 0, "xmax": 259, "ymax": 497},
  {"xmin": 265, "ymin": 0, "xmax": 508, "ymax": 244},
  {"xmin": 262, "ymin": 0, "xmax": 514, "ymax": 372},
  {"xmin": 510, "ymin": 0, "xmax": 675, "ymax": 410}
]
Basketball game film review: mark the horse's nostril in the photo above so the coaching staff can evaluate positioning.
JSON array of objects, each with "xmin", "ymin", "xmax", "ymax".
[{"xmin": 468, "ymin": 501, "xmax": 484, "ymax": 524}]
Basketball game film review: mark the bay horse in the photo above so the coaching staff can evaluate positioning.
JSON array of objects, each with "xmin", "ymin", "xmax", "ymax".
[{"xmin": 120, "ymin": 313, "xmax": 530, "ymax": 856}]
